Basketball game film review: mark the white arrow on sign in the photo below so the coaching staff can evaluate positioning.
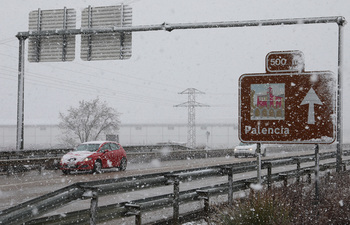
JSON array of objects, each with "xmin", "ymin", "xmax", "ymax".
[{"xmin": 300, "ymin": 87, "xmax": 323, "ymax": 124}]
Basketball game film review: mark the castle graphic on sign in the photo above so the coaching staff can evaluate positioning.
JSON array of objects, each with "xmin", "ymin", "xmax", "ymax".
[{"xmin": 250, "ymin": 83, "xmax": 285, "ymax": 120}]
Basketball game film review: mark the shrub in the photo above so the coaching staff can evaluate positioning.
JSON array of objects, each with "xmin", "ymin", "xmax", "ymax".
[
  {"xmin": 209, "ymin": 187, "xmax": 293, "ymax": 225},
  {"xmin": 209, "ymin": 171, "xmax": 350, "ymax": 225}
]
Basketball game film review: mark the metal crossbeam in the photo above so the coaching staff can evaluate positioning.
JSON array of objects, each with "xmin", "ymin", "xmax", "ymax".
[{"xmin": 17, "ymin": 16, "xmax": 346, "ymax": 38}]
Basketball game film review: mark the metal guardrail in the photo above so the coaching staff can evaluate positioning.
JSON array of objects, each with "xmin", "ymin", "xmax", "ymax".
[
  {"xmin": 0, "ymin": 144, "xmax": 191, "ymax": 159},
  {"xmin": 1, "ymin": 144, "xmax": 349, "ymax": 173},
  {"xmin": 1, "ymin": 149, "xmax": 350, "ymax": 225},
  {"xmin": 0, "ymin": 144, "xmax": 193, "ymax": 172},
  {"xmin": 0, "ymin": 144, "xmax": 190, "ymax": 160}
]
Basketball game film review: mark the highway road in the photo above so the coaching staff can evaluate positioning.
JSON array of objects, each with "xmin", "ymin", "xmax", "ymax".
[{"xmin": 0, "ymin": 149, "xmax": 341, "ymax": 224}]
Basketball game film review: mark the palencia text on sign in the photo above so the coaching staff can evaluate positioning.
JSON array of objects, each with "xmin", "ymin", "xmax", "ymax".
[{"xmin": 245, "ymin": 125, "xmax": 290, "ymax": 135}]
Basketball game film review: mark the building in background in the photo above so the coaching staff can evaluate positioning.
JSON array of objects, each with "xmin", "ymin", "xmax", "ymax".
[{"xmin": 0, "ymin": 123, "xmax": 238, "ymax": 150}]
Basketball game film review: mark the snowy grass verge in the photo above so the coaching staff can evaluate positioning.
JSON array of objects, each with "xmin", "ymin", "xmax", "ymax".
[{"xmin": 208, "ymin": 171, "xmax": 350, "ymax": 224}]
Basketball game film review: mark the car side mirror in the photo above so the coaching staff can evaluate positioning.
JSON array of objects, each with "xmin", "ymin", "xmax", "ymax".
[{"xmin": 104, "ymin": 149, "xmax": 109, "ymax": 153}]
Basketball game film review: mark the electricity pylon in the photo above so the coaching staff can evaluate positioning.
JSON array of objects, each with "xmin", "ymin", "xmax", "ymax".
[{"xmin": 174, "ymin": 88, "xmax": 209, "ymax": 148}]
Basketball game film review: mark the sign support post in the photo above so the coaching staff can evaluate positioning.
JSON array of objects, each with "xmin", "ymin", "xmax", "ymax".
[
  {"xmin": 257, "ymin": 143, "xmax": 262, "ymax": 184},
  {"xmin": 336, "ymin": 21, "xmax": 345, "ymax": 172},
  {"xmin": 16, "ymin": 35, "xmax": 26, "ymax": 151},
  {"xmin": 314, "ymin": 144, "xmax": 320, "ymax": 204}
]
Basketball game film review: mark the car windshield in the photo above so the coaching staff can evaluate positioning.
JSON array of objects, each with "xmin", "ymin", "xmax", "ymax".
[
  {"xmin": 75, "ymin": 144, "xmax": 100, "ymax": 152},
  {"xmin": 239, "ymin": 142, "xmax": 253, "ymax": 146}
]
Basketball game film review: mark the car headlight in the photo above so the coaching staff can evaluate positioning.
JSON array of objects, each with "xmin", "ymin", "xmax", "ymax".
[
  {"xmin": 84, "ymin": 157, "xmax": 92, "ymax": 162},
  {"xmin": 249, "ymin": 148, "xmax": 253, "ymax": 151}
]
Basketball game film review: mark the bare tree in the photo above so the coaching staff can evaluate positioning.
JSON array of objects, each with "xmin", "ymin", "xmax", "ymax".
[{"xmin": 59, "ymin": 98, "xmax": 120, "ymax": 145}]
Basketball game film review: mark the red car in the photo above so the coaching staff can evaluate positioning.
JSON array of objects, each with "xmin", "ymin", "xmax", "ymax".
[{"xmin": 60, "ymin": 141, "xmax": 127, "ymax": 174}]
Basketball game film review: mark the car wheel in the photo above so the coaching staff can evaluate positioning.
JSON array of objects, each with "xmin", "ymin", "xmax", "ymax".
[
  {"xmin": 93, "ymin": 160, "xmax": 102, "ymax": 174},
  {"xmin": 62, "ymin": 170, "xmax": 70, "ymax": 175},
  {"xmin": 119, "ymin": 157, "xmax": 127, "ymax": 171}
]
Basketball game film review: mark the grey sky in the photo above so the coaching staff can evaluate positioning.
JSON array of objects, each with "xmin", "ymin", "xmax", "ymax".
[{"xmin": 0, "ymin": 0, "xmax": 349, "ymax": 139}]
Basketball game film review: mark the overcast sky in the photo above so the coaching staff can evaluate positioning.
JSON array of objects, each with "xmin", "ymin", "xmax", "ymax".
[{"xmin": 0, "ymin": 0, "xmax": 349, "ymax": 140}]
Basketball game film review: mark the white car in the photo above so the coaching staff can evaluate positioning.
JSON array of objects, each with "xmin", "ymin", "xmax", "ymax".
[{"xmin": 233, "ymin": 142, "xmax": 266, "ymax": 158}]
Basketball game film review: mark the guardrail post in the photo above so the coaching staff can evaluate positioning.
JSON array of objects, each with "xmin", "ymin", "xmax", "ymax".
[
  {"xmin": 294, "ymin": 158, "xmax": 301, "ymax": 183},
  {"xmin": 279, "ymin": 174, "xmax": 288, "ymax": 187},
  {"xmin": 197, "ymin": 190, "xmax": 210, "ymax": 221},
  {"xmin": 125, "ymin": 203, "xmax": 142, "ymax": 225},
  {"xmin": 166, "ymin": 174, "xmax": 180, "ymax": 225},
  {"xmin": 266, "ymin": 162, "xmax": 272, "ymax": 189},
  {"xmin": 7, "ymin": 165, "xmax": 14, "ymax": 177},
  {"xmin": 90, "ymin": 189, "xmax": 98, "ymax": 225},
  {"xmin": 222, "ymin": 166, "xmax": 233, "ymax": 206},
  {"xmin": 305, "ymin": 169, "xmax": 312, "ymax": 184},
  {"xmin": 38, "ymin": 165, "xmax": 44, "ymax": 175},
  {"xmin": 173, "ymin": 176, "xmax": 180, "ymax": 225},
  {"xmin": 82, "ymin": 187, "xmax": 99, "ymax": 225},
  {"xmin": 326, "ymin": 168, "xmax": 331, "ymax": 183}
]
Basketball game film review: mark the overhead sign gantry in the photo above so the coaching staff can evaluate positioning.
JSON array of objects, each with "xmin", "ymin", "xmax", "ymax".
[{"xmin": 16, "ymin": 9, "xmax": 345, "ymax": 173}]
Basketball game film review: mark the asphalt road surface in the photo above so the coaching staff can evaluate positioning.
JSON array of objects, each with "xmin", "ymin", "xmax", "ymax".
[{"xmin": 0, "ymin": 149, "xmax": 340, "ymax": 224}]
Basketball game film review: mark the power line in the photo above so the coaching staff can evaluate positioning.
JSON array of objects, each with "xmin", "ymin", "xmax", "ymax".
[
  {"xmin": 0, "ymin": 68, "xmax": 179, "ymax": 106},
  {"xmin": 0, "ymin": 32, "xmax": 185, "ymax": 94}
]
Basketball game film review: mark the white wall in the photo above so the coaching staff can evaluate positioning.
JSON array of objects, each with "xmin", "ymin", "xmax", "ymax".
[{"xmin": 0, "ymin": 123, "xmax": 238, "ymax": 150}]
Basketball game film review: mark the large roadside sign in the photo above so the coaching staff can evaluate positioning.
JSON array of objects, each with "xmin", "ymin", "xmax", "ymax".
[
  {"xmin": 28, "ymin": 8, "xmax": 77, "ymax": 62},
  {"xmin": 239, "ymin": 51, "xmax": 336, "ymax": 144}
]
